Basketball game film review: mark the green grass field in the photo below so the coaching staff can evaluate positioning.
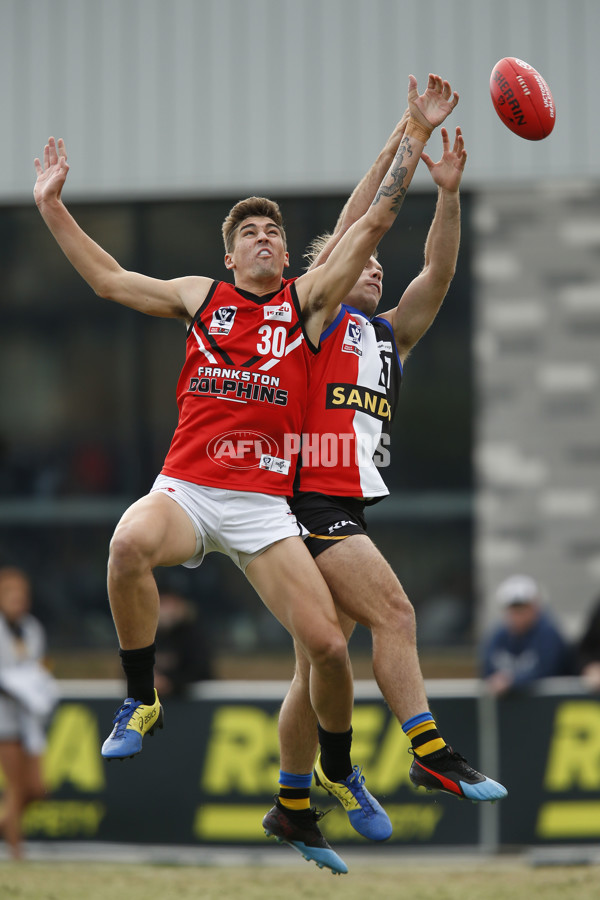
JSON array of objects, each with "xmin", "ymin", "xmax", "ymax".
[{"xmin": 1, "ymin": 859, "xmax": 599, "ymax": 900}]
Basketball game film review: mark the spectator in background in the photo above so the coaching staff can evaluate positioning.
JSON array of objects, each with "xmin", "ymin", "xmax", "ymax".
[
  {"xmin": 154, "ymin": 589, "xmax": 213, "ymax": 696},
  {"xmin": 0, "ymin": 567, "xmax": 58, "ymax": 859},
  {"xmin": 481, "ymin": 575, "xmax": 574, "ymax": 696},
  {"xmin": 575, "ymin": 594, "xmax": 600, "ymax": 691}
]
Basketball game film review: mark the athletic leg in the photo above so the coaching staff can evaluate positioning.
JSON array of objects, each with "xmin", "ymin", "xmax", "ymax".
[
  {"xmin": 252, "ymin": 539, "xmax": 391, "ymax": 842},
  {"xmin": 316, "ymin": 534, "xmax": 429, "ymax": 722},
  {"xmin": 248, "ymin": 537, "xmax": 355, "ymax": 873},
  {"xmin": 276, "ymin": 535, "xmax": 423, "ymax": 786},
  {"xmin": 278, "ymin": 608, "xmax": 356, "ymax": 778},
  {"xmin": 102, "ymin": 492, "xmax": 199, "ymax": 759},
  {"xmin": 318, "ymin": 535, "xmax": 506, "ymax": 802},
  {"xmin": 245, "ymin": 536, "xmax": 353, "ymax": 735},
  {"xmin": 107, "ymin": 491, "xmax": 199, "ymax": 650}
]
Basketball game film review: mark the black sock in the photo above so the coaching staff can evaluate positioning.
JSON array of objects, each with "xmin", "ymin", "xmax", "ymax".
[
  {"xmin": 119, "ymin": 644, "xmax": 156, "ymax": 705},
  {"xmin": 317, "ymin": 724, "xmax": 353, "ymax": 782}
]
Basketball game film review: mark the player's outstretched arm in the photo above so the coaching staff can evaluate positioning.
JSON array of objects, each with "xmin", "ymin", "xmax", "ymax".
[
  {"xmin": 309, "ymin": 77, "xmax": 459, "ymax": 270},
  {"xmin": 380, "ymin": 126, "xmax": 467, "ymax": 361},
  {"xmin": 308, "ymin": 110, "xmax": 411, "ymax": 269},
  {"xmin": 34, "ymin": 137, "xmax": 210, "ymax": 319},
  {"xmin": 297, "ymin": 74, "xmax": 459, "ymax": 341}
]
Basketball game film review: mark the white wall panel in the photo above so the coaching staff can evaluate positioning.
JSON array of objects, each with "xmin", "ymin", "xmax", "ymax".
[{"xmin": 1, "ymin": 0, "xmax": 599, "ymax": 201}]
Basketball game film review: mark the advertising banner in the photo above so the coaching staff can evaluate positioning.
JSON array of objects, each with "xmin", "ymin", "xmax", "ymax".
[
  {"xmin": 497, "ymin": 686, "xmax": 600, "ymax": 846},
  {"xmin": 6, "ymin": 683, "xmax": 481, "ymax": 848},
  {"xmin": 6, "ymin": 680, "xmax": 596, "ymax": 848}
]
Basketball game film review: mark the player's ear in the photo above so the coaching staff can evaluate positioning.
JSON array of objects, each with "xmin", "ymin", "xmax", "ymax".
[
  {"xmin": 224, "ymin": 253, "xmax": 234, "ymax": 270},
  {"xmin": 283, "ymin": 251, "xmax": 289, "ymax": 269}
]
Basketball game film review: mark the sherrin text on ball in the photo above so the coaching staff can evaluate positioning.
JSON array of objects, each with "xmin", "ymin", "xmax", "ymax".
[{"xmin": 490, "ymin": 57, "xmax": 556, "ymax": 140}]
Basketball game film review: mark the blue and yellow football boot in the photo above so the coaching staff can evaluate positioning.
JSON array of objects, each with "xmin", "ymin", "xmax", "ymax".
[
  {"xmin": 101, "ymin": 689, "xmax": 163, "ymax": 760},
  {"xmin": 314, "ymin": 754, "xmax": 392, "ymax": 841}
]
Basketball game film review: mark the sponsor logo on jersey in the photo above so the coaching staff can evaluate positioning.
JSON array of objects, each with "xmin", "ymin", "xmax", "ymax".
[
  {"xmin": 207, "ymin": 430, "xmax": 280, "ymax": 470},
  {"xmin": 326, "ymin": 383, "xmax": 391, "ymax": 422},
  {"xmin": 209, "ymin": 306, "xmax": 237, "ymax": 335},
  {"xmin": 341, "ymin": 319, "xmax": 363, "ymax": 355},
  {"xmin": 259, "ymin": 454, "xmax": 291, "ymax": 475},
  {"xmin": 188, "ymin": 368, "xmax": 288, "ymax": 405},
  {"xmin": 264, "ymin": 301, "xmax": 292, "ymax": 322}
]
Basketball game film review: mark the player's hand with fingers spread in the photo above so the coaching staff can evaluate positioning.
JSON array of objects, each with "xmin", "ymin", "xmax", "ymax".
[
  {"xmin": 33, "ymin": 137, "xmax": 70, "ymax": 208},
  {"xmin": 408, "ymin": 73, "xmax": 459, "ymax": 133},
  {"xmin": 421, "ymin": 126, "xmax": 467, "ymax": 192}
]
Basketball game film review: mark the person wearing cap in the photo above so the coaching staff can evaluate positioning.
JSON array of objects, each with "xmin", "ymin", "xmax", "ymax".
[{"xmin": 480, "ymin": 575, "xmax": 574, "ymax": 696}]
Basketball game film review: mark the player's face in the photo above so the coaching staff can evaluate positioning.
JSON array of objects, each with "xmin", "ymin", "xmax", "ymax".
[
  {"xmin": 225, "ymin": 217, "xmax": 289, "ymax": 280},
  {"xmin": 343, "ymin": 257, "xmax": 383, "ymax": 316}
]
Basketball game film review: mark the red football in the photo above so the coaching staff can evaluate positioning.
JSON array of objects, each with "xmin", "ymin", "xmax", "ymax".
[{"xmin": 490, "ymin": 57, "xmax": 556, "ymax": 140}]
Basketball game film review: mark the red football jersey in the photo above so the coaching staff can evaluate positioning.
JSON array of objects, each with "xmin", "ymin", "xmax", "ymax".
[
  {"xmin": 295, "ymin": 305, "xmax": 402, "ymax": 498},
  {"xmin": 161, "ymin": 278, "xmax": 318, "ymax": 494}
]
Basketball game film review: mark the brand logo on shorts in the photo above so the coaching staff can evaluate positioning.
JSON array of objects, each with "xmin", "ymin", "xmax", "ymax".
[
  {"xmin": 209, "ymin": 306, "xmax": 237, "ymax": 334},
  {"xmin": 328, "ymin": 520, "xmax": 354, "ymax": 534},
  {"xmin": 207, "ymin": 430, "xmax": 280, "ymax": 470},
  {"xmin": 342, "ymin": 320, "xmax": 362, "ymax": 355}
]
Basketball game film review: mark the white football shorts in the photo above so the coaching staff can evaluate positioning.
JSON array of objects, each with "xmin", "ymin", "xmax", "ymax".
[{"xmin": 151, "ymin": 474, "xmax": 307, "ymax": 572}]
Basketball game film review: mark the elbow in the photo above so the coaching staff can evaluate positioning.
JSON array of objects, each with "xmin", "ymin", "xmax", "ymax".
[
  {"xmin": 93, "ymin": 279, "xmax": 114, "ymax": 300},
  {"xmin": 441, "ymin": 264, "xmax": 457, "ymax": 286},
  {"xmin": 422, "ymin": 265, "xmax": 456, "ymax": 294},
  {"xmin": 93, "ymin": 270, "xmax": 125, "ymax": 302},
  {"xmin": 364, "ymin": 216, "xmax": 389, "ymax": 245}
]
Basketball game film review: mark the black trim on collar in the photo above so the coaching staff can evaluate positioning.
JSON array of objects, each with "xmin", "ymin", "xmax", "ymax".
[{"xmin": 233, "ymin": 281, "xmax": 289, "ymax": 305}]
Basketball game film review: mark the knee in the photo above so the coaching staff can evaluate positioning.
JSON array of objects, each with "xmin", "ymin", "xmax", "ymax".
[
  {"xmin": 108, "ymin": 523, "xmax": 152, "ymax": 580},
  {"xmin": 305, "ymin": 629, "xmax": 349, "ymax": 674},
  {"xmin": 374, "ymin": 587, "xmax": 417, "ymax": 637}
]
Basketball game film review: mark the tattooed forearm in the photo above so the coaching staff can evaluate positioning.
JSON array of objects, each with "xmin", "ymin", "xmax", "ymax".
[
  {"xmin": 372, "ymin": 167, "xmax": 408, "ymax": 209},
  {"xmin": 371, "ymin": 138, "xmax": 412, "ymax": 212},
  {"xmin": 390, "ymin": 187, "xmax": 407, "ymax": 213}
]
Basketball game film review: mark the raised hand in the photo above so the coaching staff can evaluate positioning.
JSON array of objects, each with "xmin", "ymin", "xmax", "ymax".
[
  {"xmin": 33, "ymin": 137, "xmax": 69, "ymax": 207},
  {"xmin": 408, "ymin": 74, "xmax": 459, "ymax": 131},
  {"xmin": 421, "ymin": 126, "xmax": 467, "ymax": 192}
]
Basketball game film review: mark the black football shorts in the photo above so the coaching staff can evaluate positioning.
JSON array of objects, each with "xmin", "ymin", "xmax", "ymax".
[{"xmin": 289, "ymin": 491, "xmax": 368, "ymax": 559}]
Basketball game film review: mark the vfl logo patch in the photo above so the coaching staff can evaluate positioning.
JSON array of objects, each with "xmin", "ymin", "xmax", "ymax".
[
  {"xmin": 259, "ymin": 454, "xmax": 291, "ymax": 475},
  {"xmin": 264, "ymin": 301, "xmax": 292, "ymax": 322},
  {"xmin": 342, "ymin": 320, "xmax": 362, "ymax": 356},
  {"xmin": 209, "ymin": 306, "xmax": 237, "ymax": 334}
]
